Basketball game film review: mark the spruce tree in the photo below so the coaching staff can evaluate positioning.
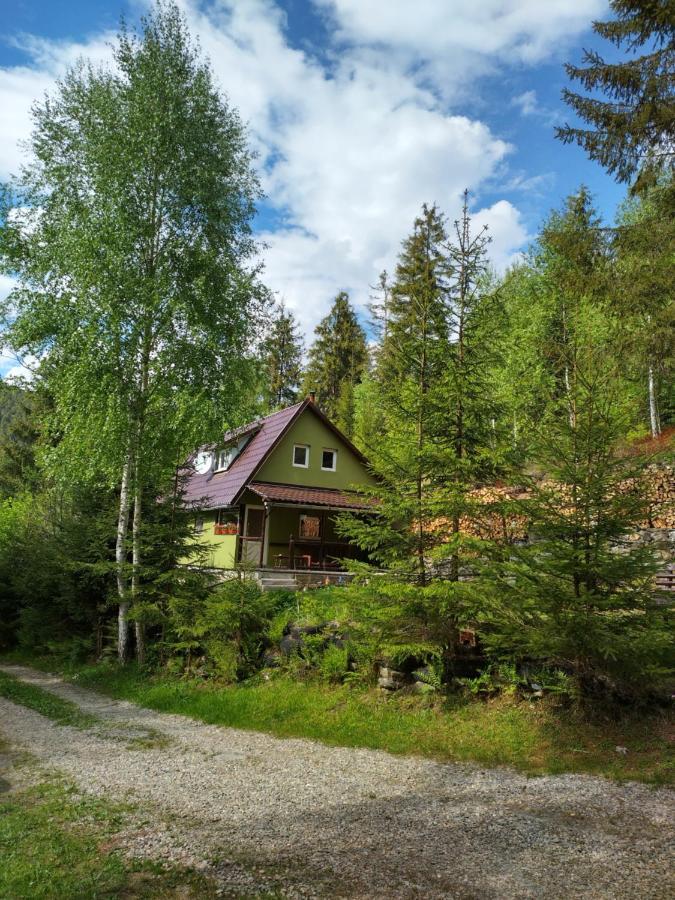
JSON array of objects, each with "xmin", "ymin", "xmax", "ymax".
[
  {"xmin": 439, "ymin": 192, "xmax": 506, "ymax": 579},
  {"xmin": 536, "ymin": 188, "xmax": 612, "ymax": 425},
  {"xmin": 557, "ymin": 0, "xmax": 675, "ymax": 189},
  {"xmin": 261, "ymin": 303, "xmax": 304, "ymax": 410},
  {"xmin": 341, "ymin": 205, "xmax": 453, "ymax": 583},
  {"xmin": 481, "ymin": 313, "xmax": 670, "ymax": 700},
  {"xmin": 302, "ymin": 291, "xmax": 368, "ymax": 435}
]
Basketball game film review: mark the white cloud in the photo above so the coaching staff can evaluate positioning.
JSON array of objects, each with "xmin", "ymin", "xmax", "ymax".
[
  {"xmin": 315, "ymin": 1, "xmax": 605, "ymax": 65},
  {"xmin": 0, "ymin": 0, "xmax": 599, "ymax": 338},
  {"xmin": 512, "ymin": 90, "xmax": 539, "ymax": 117}
]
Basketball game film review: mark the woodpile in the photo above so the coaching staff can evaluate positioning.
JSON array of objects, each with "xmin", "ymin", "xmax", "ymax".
[
  {"xmin": 638, "ymin": 465, "xmax": 675, "ymax": 529},
  {"xmin": 436, "ymin": 465, "xmax": 674, "ymax": 542}
]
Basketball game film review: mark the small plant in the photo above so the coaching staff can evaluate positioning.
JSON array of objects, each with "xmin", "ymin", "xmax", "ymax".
[
  {"xmin": 456, "ymin": 664, "xmax": 522, "ymax": 697},
  {"xmin": 319, "ymin": 645, "xmax": 350, "ymax": 683}
]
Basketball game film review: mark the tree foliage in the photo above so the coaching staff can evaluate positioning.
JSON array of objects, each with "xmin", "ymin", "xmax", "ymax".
[
  {"xmin": 557, "ymin": 0, "xmax": 675, "ymax": 189},
  {"xmin": 302, "ymin": 291, "xmax": 368, "ymax": 436},
  {"xmin": 0, "ymin": 1, "xmax": 267, "ymax": 660},
  {"xmin": 261, "ymin": 303, "xmax": 304, "ymax": 410}
]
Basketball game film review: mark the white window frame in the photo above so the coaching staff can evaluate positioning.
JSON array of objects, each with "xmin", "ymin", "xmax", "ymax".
[
  {"xmin": 321, "ymin": 448, "xmax": 337, "ymax": 471},
  {"xmin": 292, "ymin": 443, "xmax": 310, "ymax": 468},
  {"xmin": 215, "ymin": 448, "xmax": 234, "ymax": 472}
]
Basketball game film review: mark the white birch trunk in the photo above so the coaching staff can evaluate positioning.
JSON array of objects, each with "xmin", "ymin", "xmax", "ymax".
[
  {"xmin": 648, "ymin": 365, "xmax": 661, "ymax": 438},
  {"xmin": 116, "ymin": 451, "xmax": 132, "ymax": 663},
  {"xmin": 132, "ymin": 473, "xmax": 145, "ymax": 667}
]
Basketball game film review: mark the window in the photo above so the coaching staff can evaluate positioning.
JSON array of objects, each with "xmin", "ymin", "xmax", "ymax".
[
  {"xmin": 215, "ymin": 435, "xmax": 250, "ymax": 472},
  {"xmin": 321, "ymin": 448, "xmax": 337, "ymax": 471},
  {"xmin": 293, "ymin": 444, "xmax": 309, "ymax": 467},
  {"xmin": 299, "ymin": 514, "xmax": 321, "ymax": 539},
  {"xmin": 214, "ymin": 509, "xmax": 239, "ymax": 535},
  {"xmin": 194, "ymin": 517, "xmax": 204, "ymax": 534},
  {"xmin": 216, "ymin": 446, "xmax": 237, "ymax": 471}
]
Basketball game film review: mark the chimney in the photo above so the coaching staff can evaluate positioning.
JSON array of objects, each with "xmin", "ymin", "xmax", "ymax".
[{"xmin": 308, "ymin": 390, "xmax": 316, "ymax": 404}]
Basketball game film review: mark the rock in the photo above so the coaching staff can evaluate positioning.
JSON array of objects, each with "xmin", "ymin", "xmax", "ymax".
[
  {"xmin": 377, "ymin": 666, "xmax": 406, "ymax": 690},
  {"xmin": 615, "ymin": 746, "xmax": 628, "ymax": 755},
  {"xmin": 280, "ymin": 634, "xmax": 303, "ymax": 655}
]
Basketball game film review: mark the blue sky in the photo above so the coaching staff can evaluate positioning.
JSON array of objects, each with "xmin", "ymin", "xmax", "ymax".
[{"xmin": 1, "ymin": 1, "xmax": 625, "ymax": 378}]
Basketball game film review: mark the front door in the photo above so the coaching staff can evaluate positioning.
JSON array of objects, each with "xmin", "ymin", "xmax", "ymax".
[{"xmin": 242, "ymin": 506, "xmax": 265, "ymax": 565}]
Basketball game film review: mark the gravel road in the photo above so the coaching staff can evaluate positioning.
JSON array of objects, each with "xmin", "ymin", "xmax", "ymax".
[{"xmin": 0, "ymin": 663, "xmax": 673, "ymax": 899}]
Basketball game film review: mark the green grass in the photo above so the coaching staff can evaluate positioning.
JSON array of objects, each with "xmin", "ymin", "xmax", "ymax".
[
  {"xmin": 11, "ymin": 655, "xmax": 673, "ymax": 784},
  {"xmin": 0, "ymin": 764, "xmax": 218, "ymax": 899},
  {"xmin": 0, "ymin": 669, "xmax": 100, "ymax": 729}
]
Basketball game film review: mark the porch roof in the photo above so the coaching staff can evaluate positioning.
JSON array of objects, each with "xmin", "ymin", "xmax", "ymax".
[{"xmin": 248, "ymin": 481, "xmax": 372, "ymax": 510}]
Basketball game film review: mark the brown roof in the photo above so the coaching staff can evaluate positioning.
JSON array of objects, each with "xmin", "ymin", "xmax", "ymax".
[
  {"xmin": 249, "ymin": 482, "xmax": 372, "ymax": 510},
  {"xmin": 182, "ymin": 399, "xmax": 370, "ymax": 511},
  {"xmin": 183, "ymin": 402, "xmax": 305, "ymax": 510}
]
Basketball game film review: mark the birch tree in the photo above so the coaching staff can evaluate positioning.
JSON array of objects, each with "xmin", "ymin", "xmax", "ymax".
[
  {"xmin": 613, "ymin": 177, "xmax": 674, "ymax": 437},
  {"xmin": 0, "ymin": 2, "xmax": 266, "ymax": 661}
]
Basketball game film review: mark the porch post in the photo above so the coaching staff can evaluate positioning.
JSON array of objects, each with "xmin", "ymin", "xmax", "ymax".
[
  {"xmin": 260, "ymin": 502, "xmax": 270, "ymax": 568},
  {"xmin": 320, "ymin": 510, "xmax": 326, "ymax": 567}
]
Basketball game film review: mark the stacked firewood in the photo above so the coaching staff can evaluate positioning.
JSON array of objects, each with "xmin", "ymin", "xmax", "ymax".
[
  {"xmin": 453, "ymin": 465, "xmax": 674, "ymax": 541},
  {"xmin": 638, "ymin": 465, "xmax": 675, "ymax": 529}
]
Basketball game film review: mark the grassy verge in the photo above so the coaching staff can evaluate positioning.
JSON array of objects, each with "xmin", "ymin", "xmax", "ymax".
[
  {"xmin": 6, "ymin": 654, "xmax": 672, "ymax": 784},
  {"xmin": 0, "ymin": 669, "xmax": 99, "ymax": 729},
  {"xmin": 0, "ymin": 744, "xmax": 218, "ymax": 899}
]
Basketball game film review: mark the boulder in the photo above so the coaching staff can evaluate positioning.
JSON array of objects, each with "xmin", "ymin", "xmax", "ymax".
[
  {"xmin": 377, "ymin": 666, "xmax": 406, "ymax": 691},
  {"xmin": 280, "ymin": 634, "xmax": 303, "ymax": 655}
]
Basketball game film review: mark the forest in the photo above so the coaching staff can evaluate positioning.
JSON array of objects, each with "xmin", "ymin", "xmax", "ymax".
[{"xmin": 0, "ymin": 0, "xmax": 673, "ymax": 716}]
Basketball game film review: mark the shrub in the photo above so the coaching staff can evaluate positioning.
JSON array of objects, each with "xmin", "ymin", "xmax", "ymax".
[
  {"xmin": 167, "ymin": 576, "xmax": 296, "ymax": 680},
  {"xmin": 319, "ymin": 645, "xmax": 350, "ymax": 683}
]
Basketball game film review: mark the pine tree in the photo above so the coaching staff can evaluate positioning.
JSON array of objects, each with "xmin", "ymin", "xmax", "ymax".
[
  {"xmin": 302, "ymin": 291, "xmax": 368, "ymax": 435},
  {"xmin": 481, "ymin": 315, "xmax": 670, "ymax": 700},
  {"xmin": 0, "ymin": 382, "xmax": 42, "ymax": 499},
  {"xmin": 537, "ymin": 188, "xmax": 612, "ymax": 426},
  {"xmin": 261, "ymin": 303, "xmax": 304, "ymax": 410},
  {"xmin": 557, "ymin": 0, "xmax": 675, "ymax": 189},
  {"xmin": 341, "ymin": 205, "xmax": 453, "ymax": 583},
  {"xmin": 438, "ymin": 191, "xmax": 504, "ymax": 579}
]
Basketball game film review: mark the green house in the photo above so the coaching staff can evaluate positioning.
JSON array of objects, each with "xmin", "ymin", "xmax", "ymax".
[{"xmin": 183, "ymin": 397, "xmax": 376, "ymax": 574}]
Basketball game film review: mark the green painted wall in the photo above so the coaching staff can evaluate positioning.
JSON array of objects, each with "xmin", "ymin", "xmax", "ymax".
[
  {"xmin": 190, "ymin": 510, "xmax": 238, "ymax": 568},
  {"xmin": 256, "ymin": 408, "xmax": 375, "ymax": 489}
]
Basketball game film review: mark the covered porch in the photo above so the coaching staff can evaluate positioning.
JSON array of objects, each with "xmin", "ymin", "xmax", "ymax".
[{"xmin": 237, "ymin": 481, "xmax": 371, "ymax": 572}]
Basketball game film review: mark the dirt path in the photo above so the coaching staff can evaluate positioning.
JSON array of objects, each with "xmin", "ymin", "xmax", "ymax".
[{"xmin": 1, "ymin": 664, "xmax": 673, "ymax": 899}]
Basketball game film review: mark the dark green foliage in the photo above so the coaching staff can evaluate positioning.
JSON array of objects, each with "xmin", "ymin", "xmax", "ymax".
[
  {"xmin": 345, "ymin": 197, "xmax": 503, "ymax": 584},
  {"xmin": 166, "ymin": 576, "xmax": 294, "ymax": 680},
  {"xmin": 0, "ymin": 488, "xmax": 116, "ymax": 655},
  {"xmin": 261, "ymin": 303, "xmax": 304, "ymax": 410},
  {"xmin": 302, "ymin": 291, "xmax": 368, "ymax": 435},
  {"xmin": 557, "ymin": 0, "xmax": 675, "ymax": 189},
  {"xmin": 0, "ymin": 382, "xmax": 42, "ymax": 499},
  {"xmin": 480, "ymin": 365, "xmax": 671, "ymax": 699},
  {"xmin": 344, "ymin": 205, "xmax": 454, "ymax": 582}
]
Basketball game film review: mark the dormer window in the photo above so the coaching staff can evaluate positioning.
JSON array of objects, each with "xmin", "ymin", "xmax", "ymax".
[
  {"xmin": 215, "ymin": 435, "xmax": 250, "ymax": 472},
  {"xmin": 321, "ymin": 448, "xmax": 337, "ymax": 471},
  {"xmin": 293, "ymin": 444, "xmax": 309, "ymax": 468}
]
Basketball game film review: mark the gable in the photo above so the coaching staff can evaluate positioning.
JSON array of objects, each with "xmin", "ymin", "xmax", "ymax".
[{"xmin": 255, "ymin": 408, "xmax": 375, "ymax": 490}]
